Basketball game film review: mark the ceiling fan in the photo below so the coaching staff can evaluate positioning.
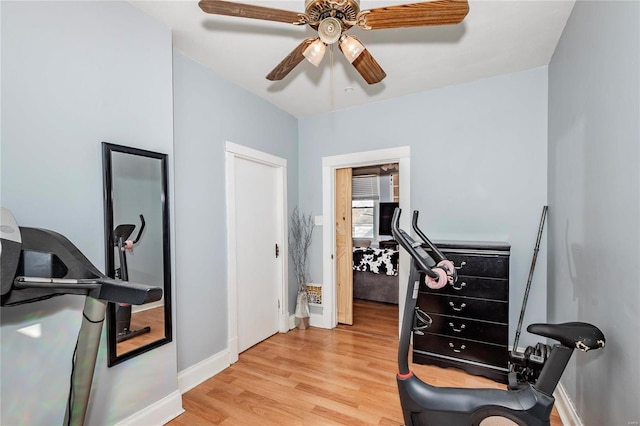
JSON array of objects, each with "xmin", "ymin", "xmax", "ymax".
[{"xmin": 198, "ymin": 0, "xmax": 469, "ymax": 85}]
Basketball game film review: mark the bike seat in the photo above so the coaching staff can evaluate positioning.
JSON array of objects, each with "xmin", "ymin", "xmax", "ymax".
[{"xmin": 527, "ymin": 322, "xmax": 605, "ymax": 352}]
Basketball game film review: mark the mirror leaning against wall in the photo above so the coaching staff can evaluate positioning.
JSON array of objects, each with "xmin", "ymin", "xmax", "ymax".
[{"xmin": 102, "ymin": 142, "xmax": 172, "ymax": 367}]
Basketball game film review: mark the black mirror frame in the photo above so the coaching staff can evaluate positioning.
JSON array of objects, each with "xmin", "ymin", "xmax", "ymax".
[{"xmin": 102, "ymin": 142, "xmax": 172, "ymax": 367}]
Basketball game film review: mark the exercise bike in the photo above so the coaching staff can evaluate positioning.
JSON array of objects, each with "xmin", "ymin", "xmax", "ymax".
[
  {"xmin": 391, "ymin": 208, "xmax": 605, "ymax": 426},
  {"xmin": 113, "ymin": 214, "xmax": 151, "ymax": 342}
]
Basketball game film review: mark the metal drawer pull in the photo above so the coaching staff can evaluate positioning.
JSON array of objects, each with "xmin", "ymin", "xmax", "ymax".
[
  {"xmin": 449, "ymin": 342, "xmax": 466, "ymax": 353},
  {"xmin": 454, "ymin": 261, "xmax": 467, "ymax": 271},
  {"xmin": 449, "ymin": 302, "xmax": 466, "ymax": 311},
  {"xmin": 449, "ymin": 322, "xmax": 466, "ymax": 333},
  {"xmin": 452, "ymin": 281, "xmax": 466, "ymax": 291}
]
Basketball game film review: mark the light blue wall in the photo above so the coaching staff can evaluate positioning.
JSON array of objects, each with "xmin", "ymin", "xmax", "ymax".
[
  {"xmin": 548, "ymin": 1, "xmax": 640, "ymax": 424},
  {"xmin": 3, "ymin": 1, "xmax": 637, "ymax": 424},
  {"xmin": 172, "ymin": 51, "xmax": 299, "ymax": 371},
  {"xmin": 299, "ymin": 67, "xmax": 549, "ymax": 347},
  {"xmin": 1, "ymin": 2, "xmax": 178, "ymax": 425}
]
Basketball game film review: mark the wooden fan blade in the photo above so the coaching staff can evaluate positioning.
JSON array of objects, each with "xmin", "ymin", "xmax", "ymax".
[
  {"xmin": 350, "ymin": 49, "xmax": 386, "ymax": 85},
  {"xmin": 357, "ymin": 0, "xmax": 469, "ymax": 30},
  {"xmin": 199, "ymin": 0, "xmax": 306, "ymax": 25},
  {"xmin": 266, "ymin": 38, "xmax": 316, "ymax": 81}
]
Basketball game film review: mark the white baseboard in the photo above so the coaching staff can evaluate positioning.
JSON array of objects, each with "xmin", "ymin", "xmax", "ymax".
[
  {"xmin": 228, "ymin": 336, "xmax": 239, "ymax": 364},
  {"xmin": 177, "ymin": 349, "xmax": 230, "ymax": 394},
  {"xmin": 309, "ymin": 312, "xmax": 323, "ymax": 327},
  {"xmin": 554, "ymin": 382, "xmax": 583, "ymax": 426},
  {"xmin": 289, "ymin": 314, "xmax": 296, "ymax": 329},
  {"xmin": 114, "ymin": 390, "xmax": 183, "ymax": 426},
  {"xmin": 289, "ymin": 313, "xmax": 324, "ymax": 329}
]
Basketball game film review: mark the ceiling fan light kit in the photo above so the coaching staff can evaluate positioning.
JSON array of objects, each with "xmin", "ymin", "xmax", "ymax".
[
  {"xmin": 339, "ymin": 34, "xmax": 365, "ymax": 63},
  {"xmin": 199, "ymin": 0, "xmax": 469, "ymax": 84},
  {"xmin": 303, "ymin": 39, "xmax": 327, "ymax": 66},
  {"xmin": 318, "ymin": 16, "xmax": 342, "ymax": 44}
]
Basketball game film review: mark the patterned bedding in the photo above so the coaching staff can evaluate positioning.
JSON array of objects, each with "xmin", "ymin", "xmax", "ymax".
[{"xmin": 352, "ymin": 247, "xmax": 399, "ymax": 276}]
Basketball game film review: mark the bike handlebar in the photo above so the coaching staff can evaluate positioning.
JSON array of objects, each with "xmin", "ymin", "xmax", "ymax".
[
  {"xmin": 411, "ymin": 211, "xmax": 447, "ymax": 263},
  {"xmin": 391, "ymin": 208, "xmax": 439, "ymax": 279},
  {"xmin": 131, "ymin": 214, "xmax": 146, "ymax": 244}
]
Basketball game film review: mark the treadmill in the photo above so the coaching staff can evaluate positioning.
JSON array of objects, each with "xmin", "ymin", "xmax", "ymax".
[{"xmin": 0, "ymin": 207, "xmax": 162, "ymax": 426}]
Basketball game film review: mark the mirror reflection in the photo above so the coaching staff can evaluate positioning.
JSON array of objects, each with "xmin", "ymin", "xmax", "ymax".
[{"xmin": 102, "ymin": 142, "xmax": 172, "ymax": 367}]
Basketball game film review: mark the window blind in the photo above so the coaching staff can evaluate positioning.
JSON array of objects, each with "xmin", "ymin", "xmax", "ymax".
[{"xmin": 352, "ymin": 175, "xmax": 379, "ymax": 200}]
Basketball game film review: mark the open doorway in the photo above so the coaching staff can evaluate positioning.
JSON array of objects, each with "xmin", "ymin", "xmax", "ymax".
[
  {"xmin": 320, "ymin": 146, "xmax": 411, "ymax": 334},
  {"xmin": 339, "ymin": 164, "xmax": 400, "ymax": 337}
]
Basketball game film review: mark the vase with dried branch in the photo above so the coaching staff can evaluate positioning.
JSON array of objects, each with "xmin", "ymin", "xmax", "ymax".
[{"xmin": 289, "ymin": 206, "xmax": 314, "ymax": 329}]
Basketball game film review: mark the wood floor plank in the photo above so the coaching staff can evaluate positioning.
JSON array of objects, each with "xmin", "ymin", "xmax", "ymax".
[
  {"xmin": 311, "ymin": 405, "xmax": 375, "ymax": 426},
  {"xmin": 295, "ymin": 382, "xmax": 360, "ymax": 408},
  {"xmin": 169, "ymin": 410, "xmax": 222, "ymax": 426},
  {"xmin": 204, "ymin": 387, "xmax": 285, "ymax": 426},
  {"xmin": 168, "ymin": 300, "xmax": 562, "ymax": 426},
  {"xmin": 181, "ymin": 393, "xmax": 228, "ymax": 424}
]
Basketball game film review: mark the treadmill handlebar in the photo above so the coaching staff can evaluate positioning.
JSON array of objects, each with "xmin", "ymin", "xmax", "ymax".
[
  {"xmin": 1, "ymin": 208, "xmax": 164, "ymax": 306},
  {"xmin": 14, "ymin": 276, "xmax": 162, "ymax": 306},
  {"xmin": 94, "ymin": 277, "xmax": 162, "ymax": 305},
  {"xmin": 15, "ymin": 276, "xmax": 101, "ymax": 289}
]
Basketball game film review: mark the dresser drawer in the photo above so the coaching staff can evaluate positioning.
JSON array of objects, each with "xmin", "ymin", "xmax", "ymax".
[
  {"xmin": 444, "ymin": 253, "xmax": 509, "ymax": 278},
  {"xmin": 427, "ymin": 241, "xmax": 510, "ymax": 278},
  {"xmin": 418, "ymin": 293, "xmax": 508, "ymax": 323},
  {"xmin": 425, "ymin": 313, "xmax": 508, "ymax": 345},
  {"xmin": 413, "ymin": 333, "xmax": 509, "ymax": 368},
  {"xmin": 422, "ymin": 276, "xmax": 508, "ymax": 301}
]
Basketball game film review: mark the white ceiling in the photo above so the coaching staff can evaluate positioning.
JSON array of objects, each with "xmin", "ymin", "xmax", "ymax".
[{"xmin": 132, "ymin": 0, "xmax": 575, "ymax": 118}]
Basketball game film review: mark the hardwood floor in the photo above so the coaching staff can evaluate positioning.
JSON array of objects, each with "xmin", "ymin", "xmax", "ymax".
[
  {"xmin": 168, "ymin": 301, "xmax": 562, "ymax": 425},
  {"xmin": 338, "ymin": 299, "xmax": 399, "ymax": 338}
]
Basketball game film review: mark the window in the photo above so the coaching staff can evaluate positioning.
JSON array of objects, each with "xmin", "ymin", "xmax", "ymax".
[
  {"xmin": 351, "ymin": 175, "xmax": 379, "ymax": 238},
  {"xmin": 352, "ymin": 199, "xmax": 375, "ymax": 238}
]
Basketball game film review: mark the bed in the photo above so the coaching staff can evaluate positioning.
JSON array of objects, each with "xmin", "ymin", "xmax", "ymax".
[{"xmin": 352, "ymin": 246, "xmax": 399, "ymax": 304}]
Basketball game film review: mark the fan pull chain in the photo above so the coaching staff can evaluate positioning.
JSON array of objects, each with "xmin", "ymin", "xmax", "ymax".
[{"xmin": 329, "ymin": 44, "xmax": 335, "ymax": 110}]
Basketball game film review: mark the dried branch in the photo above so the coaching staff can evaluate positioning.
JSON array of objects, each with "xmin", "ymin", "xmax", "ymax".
[{"xmin": 289, "ymin": 206, "xmax": 315, "ymax": 293}]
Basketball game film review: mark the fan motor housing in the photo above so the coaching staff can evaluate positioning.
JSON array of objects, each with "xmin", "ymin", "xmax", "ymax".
[{"xmin": 305, "ymin": 0, "xmax": 360, "ymax": 29}]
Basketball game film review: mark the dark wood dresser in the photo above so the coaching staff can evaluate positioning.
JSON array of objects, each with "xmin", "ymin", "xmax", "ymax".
[{"xmin": 413, "ymin": 241, "xmax": 511, "ymax": 383}]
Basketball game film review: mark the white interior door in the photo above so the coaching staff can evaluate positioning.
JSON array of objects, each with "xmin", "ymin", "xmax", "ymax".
[{"xmin": 235, "ymin": 156, "xmax": 280, "ymax": 353}]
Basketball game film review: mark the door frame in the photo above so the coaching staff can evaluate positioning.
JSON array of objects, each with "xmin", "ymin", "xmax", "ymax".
[
  {"xmin": 225, "ymin": 141, "xmax": 289, "ymax": 363},
  {"xmin": 321, "ymin": 146, "xmax": 411, "ymax": 331}
]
